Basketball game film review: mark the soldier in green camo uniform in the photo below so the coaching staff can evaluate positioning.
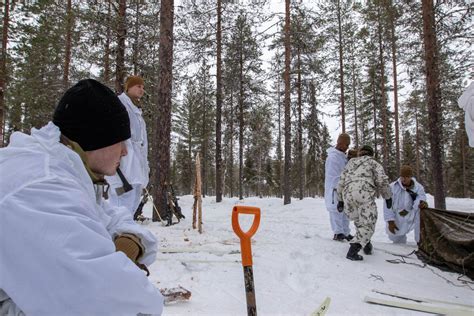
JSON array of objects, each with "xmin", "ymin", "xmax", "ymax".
[{"xmin": 336, "ymin": 145, "xmax": 393, "ymax": 261}]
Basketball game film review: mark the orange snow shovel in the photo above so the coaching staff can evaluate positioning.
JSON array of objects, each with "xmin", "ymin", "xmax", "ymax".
[{"xmin": 232, "ymin": 205, "xmax": 261, "ymax": 316}]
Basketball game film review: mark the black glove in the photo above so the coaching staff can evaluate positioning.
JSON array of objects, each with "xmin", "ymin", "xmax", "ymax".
[
  {"xmin": 386, "ymin": 198, "xmax": 393, "ymax": 209},
  {"xmin": 337, "ymin": 201, "xmax": 344, "ymax": 212}
]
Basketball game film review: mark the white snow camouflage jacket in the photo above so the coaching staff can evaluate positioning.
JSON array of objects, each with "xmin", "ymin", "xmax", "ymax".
[
  {"xmin": 337, "ymin": 155, "xmax": 392, "ymax": 202},
  {"xmin": 0, "ymin": 123, "xmax": 163, "ymax": 316},
  {"xmin": 106, "ymin": 92, "xmax": 150, "ymax": 188},
  {"xmin": 383, "ymin": 177, "xmax": 427, "ymax": 236},
  {"xmin": 458, "ymin": 81, "xmax": 474, "ymax": 147},
  {"xmin": 324, "ymin": 147, "xmax": 348, "ymax": 212}
]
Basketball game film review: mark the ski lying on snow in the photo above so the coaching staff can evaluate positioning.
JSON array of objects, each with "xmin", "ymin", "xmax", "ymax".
[
  {"xmin": 365, "ymin": 292, "xmax": 474, "ymax": 316},
  {"xmin": 310, "ymin": 297, "xmax": 331, "ymax": 316},
  {"xmin": 160, "ymin": 248, "xmax": 239, "ymax": 255},
  {"xmin": 372, "ymin": 289, "xmax": 474, "ymax": 309}
]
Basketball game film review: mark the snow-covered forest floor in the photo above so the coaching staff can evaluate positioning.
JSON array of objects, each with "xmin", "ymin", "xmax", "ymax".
[{"xmin": 142, "ymin": 195, "xmax": 474, "ymax": 315}]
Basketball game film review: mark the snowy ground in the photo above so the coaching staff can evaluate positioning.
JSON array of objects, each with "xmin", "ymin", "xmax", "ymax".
[{"xmin": 142, "ymin": 195, "xmax": 474, "ymax": 315}]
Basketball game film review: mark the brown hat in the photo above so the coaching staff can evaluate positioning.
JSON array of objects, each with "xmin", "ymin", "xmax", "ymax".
[
  {"xmin": 400, "ymin": 165, "xmax": 414, "ymax": 178},
  {"xmin": 124, "ymin": 76, "xmax": 144, "ymax": 91}
]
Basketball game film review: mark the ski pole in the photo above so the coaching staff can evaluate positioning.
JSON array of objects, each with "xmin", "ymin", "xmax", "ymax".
[{"xmin": 232, "ymin": 206, "xmax": 261, "ymax": 316}]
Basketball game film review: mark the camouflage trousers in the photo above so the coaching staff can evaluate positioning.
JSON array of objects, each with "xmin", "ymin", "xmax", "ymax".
[{"xmin": 342, "ymin": 182, "xmax": 378, "ymax": 247}]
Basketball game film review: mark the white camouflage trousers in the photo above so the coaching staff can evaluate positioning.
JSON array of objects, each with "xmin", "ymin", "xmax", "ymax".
[{"xmin": 342, "ymin": 182, "xmax": 378, "ymax": 247}]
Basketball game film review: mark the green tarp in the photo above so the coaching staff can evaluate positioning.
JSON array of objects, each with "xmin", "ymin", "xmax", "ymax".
[{"xmin": 416, "ymin": 208, "xmax": 474, "ymax": 279}]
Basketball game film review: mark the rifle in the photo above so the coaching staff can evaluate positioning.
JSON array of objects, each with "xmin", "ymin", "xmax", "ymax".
[{"xmin": 133, "ymin": 189, "xmax": 149, "ymax": 221}]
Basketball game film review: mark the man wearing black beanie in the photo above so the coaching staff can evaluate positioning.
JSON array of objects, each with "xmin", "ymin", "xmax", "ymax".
[{"xmin": 0, "ymin": 79, "xmax": 164, "ymax": 315}]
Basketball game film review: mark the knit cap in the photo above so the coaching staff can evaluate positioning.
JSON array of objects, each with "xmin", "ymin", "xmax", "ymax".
[
  {"xmin": 400, "ymin": 165, "xmax": 414, "ymax": 178},
  {"xmin": 53, "ymin": 79, "xmax": 131, "ymax": 151},
  {"xmin": 124, "ymin": 76, "xmax": 144, "ymax": 92}
]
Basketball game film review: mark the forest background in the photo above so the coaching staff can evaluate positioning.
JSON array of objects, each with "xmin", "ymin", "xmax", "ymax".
[{"xmin": 0, "ymin": 0, "xmax": 472, "ymax": 218}]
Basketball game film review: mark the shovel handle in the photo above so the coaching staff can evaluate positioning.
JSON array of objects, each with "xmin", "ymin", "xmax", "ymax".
[{"xmin": 232, "ymin": 206, "xmax": 261, "ymax": 267}]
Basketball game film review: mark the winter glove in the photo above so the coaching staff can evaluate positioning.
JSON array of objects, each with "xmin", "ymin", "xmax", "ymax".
[
  {"xmin": 419, "ymin": 200, "xmax": 428, "ymax": 209},
  {"xmin": 115, "ymin": 233, "xmax": 144, "ymax": 262},
  {"xmin": 398, "ymin": 209, "xmax": 409, "ymax": 217},
  {"xmin": 114, "ymin": 233, "xmax": 150, "ymax": 276},
  {"xmin": 385, "ymin": 198, "xmax": 393, "ymax": 209},
  {"xmin": 388, "ymin": 220, "xmax": 399, "ymax": 234},
  {"xmin": 337, "ymin": 201, "xmax": 344, "ymax": 213}
]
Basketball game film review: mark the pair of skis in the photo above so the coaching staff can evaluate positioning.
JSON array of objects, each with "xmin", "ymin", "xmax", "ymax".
[
  {"xmin": 310, "ymin": 289, "xmax": 473, "ymax": 316},
  {"xmin": 365, "ymin": 289, "xmax": 474, "ymax": 316}
]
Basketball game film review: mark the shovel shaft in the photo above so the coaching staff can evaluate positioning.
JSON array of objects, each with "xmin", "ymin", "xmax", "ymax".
[{"xmin": 244, "ymin": 266, "xmax": 257, "ymax": 316}]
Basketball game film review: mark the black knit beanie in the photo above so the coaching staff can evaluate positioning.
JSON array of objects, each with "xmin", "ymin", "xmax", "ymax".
[
  {"xmin": 359, "ymin": 145, "xmax": 374, "ymax": 157},
  {"xmin": 53, "ymin": 79, "xmax": 131, "ymax": 151}
]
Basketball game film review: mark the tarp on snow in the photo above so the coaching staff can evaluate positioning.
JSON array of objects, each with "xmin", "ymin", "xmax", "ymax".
[{"xmin": 416, "ymin": 208, "xmax": 474, "ymax": 280}]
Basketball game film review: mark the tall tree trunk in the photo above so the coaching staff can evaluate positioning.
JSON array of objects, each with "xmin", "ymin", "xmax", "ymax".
[
  {"xmin": 187, "ymin": 126, "xmax": 192, "ymax": 194},
  {"xmin": 297, "ymin": 46, "xmax": 303, "ymax": 200},
  {"xmin": 460, "ymin": 132, "xmax": 467, "ymax": 198},
  {"xmin": 0, "ymin": 0, "xmax": 10, "ymax": 147},
  {"xmin": 277, "ymin": 73, "xmax": 283, "ymax": 198},
  {"xmin": 257, "ymin": 146, "xmax": 262, "ymax": 198},
  {"xmin": 351, "ymin": 60, "xmax": 359, "ymax": 148},
  {"xmin": 421, "ymin": 0, "xmax": 446, "ymax": 209},
  {"xmin": 153, "ymin": 0, "xmax": 174, "ymax": 220},
  {"xmin": 201, "ymin": 62, "xmax": 208, "ymax": 197},
  {"xmin": 229, "ymin": 89, "xmax": 234, "ymax": 198},
  {"xmin": 132, "ymin": 1, "xmax": 140, "ymax": 75},
  {"xmin": 63, "ymin": 0, "xmax": 73, "ymax": 89},
  {"xmin": 238, "ymin": 35, "xmax": 244, "ymax": 201},
  {"xmin": 372, "ymin": 76, "xmax": 378, "ymax": 159},
  {"xmin": 389, "ymin": 0, "xmax": 401, "ymax": 172},
  {"xmin": 415, "ymin": 111, "xmax": 421, "ymax": 177},
  {"xmin": 215, "ymin": 0, "xmax": 223, "ymax": 202},
  {"xmin": 115, "ymin": 0, "xmax": 127, "ymax": 94},
  {"xmin": 104, "ymin": 1, "xmax": 111, "ymax": 83},
  {"xmin": 336, "ymin": 0, "xmax": 346, "ymax": 132},
  {"xmin": 377, "ymin": 6, "xmax": 388, "ymax": 171},
  {"xmin": 283, "ymin": 0, "xmax": 291, "ymax": 205}
]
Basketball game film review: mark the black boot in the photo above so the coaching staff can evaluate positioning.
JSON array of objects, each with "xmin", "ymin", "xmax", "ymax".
[
  {"xmin": 363, "ymin": 241, "xmax": 373, "ymax": 255},
  {"xmin": 346, "ymin": 243, "xmax": 363, "ymax": 261},
  {"xmin": 345, "ymin": 234, "xmax": 354, "ymax": 241},
  {"xmin": 333, "ymin": 233, "xmax": 346, "ymax": 241}
]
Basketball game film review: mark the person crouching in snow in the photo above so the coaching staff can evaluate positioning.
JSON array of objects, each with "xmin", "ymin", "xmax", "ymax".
[
  {"xmin": 336, "ymin": 145, "xmax": 392, "ymax": 261},
  {"xmin": 0, "ymin": 79, "xmax": 163, "ymax": 315},
  {"xmin": 384, "ymin": 165, "xmax": 428, "ymax": 244}
]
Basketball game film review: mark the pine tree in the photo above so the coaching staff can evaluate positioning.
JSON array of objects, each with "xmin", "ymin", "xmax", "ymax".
[
  {"xmin": 173, "ymin": 80, "xmax": 200, "ymax": 194},
  {"xmin": 7, "ymin": 1, "xmax": 73, "ymax": 134},
  {"xmin": 224, "ymin": 12, "xmax": 263, "ymax": 200},
  {"xmin": 215, "ymin": 0, "xmax": 223, "ymax": 202},
  {"xmin": 421, "ymin": 0, "xmax": 446, "ymax": 209},
  {"xmin": 153, "ymin": 0, "xmax": 175, "ymax": 220},
  {"xmin": 1, "ymin": 0, "xmax": 11, "ymax": 146},
  {"xmin": 283, "ymin": 0, "xmax": 291, "ymax": 204}
]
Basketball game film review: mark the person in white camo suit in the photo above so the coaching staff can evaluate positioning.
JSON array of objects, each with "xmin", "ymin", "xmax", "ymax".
[{"xmin": 336, "ymin": 145, "xmax": 393, "ymax": 261}]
